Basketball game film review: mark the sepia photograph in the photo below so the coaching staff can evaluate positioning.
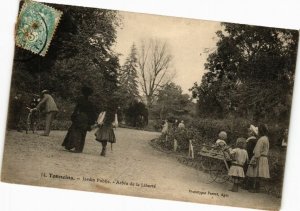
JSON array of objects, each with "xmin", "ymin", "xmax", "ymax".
[{"xmin": 0, "ymin": 0, "xmax": 299, "ymax": 210}]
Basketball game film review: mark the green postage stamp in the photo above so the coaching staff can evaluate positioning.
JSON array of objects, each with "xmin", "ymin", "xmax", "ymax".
[{"xmin": 15, "ymin": 0, "xmax": 62, "ymax": 56}]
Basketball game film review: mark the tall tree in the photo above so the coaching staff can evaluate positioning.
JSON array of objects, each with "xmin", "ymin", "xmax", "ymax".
[
  {"xmin": 116, "ymin": 43, "xmax": 140, "ymax": 123},
  {"xmin": 118, "ymin": 43, "xmax": 140, "ymax": 102},
  {"xmin": 137, "ymin": 39, "xmax": 174, "ymax": 108},
  {"xmin": 191, "ymin": 23, "xmax": 299, "ymax": 123}
]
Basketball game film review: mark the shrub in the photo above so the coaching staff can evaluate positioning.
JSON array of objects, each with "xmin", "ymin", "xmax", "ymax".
[{"xmin": 155, "ymin": 117, "xmax": 288, "ymax": 197}]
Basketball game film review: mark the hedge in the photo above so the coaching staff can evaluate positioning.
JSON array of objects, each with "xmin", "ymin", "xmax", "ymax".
[{"xmin": 156, "ymin": 117, "xmax": 287, "ymax": 198}]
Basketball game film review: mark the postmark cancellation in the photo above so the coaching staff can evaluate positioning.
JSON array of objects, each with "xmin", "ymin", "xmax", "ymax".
[{"xmin": 15, "ymin": 0, "xmax": 62, "ymax": 56}]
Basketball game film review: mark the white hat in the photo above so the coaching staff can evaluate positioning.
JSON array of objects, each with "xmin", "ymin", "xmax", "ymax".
[{"xmin": 249, "ymin": 125, "xmax": 258, "ymax": 136}]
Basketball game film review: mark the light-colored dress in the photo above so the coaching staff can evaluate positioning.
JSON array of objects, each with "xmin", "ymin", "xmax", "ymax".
[
  {"xmin": 246, "ymin": 136, "xmax": 270, "ymax": 178},
  {"xmin": 162, "ymin": 122, "xmax": 168, "ymax": 134},
  {"xmin": 228, "ymin": 148, "xmax": 248, "ymax": 177},
  {"xmin": 95, "ymin": 111, "xmax": 116, "ymax": 144}
]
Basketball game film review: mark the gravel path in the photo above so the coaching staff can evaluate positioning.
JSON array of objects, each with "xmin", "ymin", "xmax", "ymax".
[{"xmin": 1, "ymin": 128, "xmax": 280, "ymax": 210}]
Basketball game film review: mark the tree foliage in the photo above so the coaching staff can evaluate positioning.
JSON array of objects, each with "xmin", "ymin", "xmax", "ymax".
[
  {"xmin": 12, "ymin": 3, "xmax": 122, "ymax": 112},
  {"xmin": 118, "ymin": 43, "xmax": 140, "ymax": 105},
  {"xmin": 191, "ymin": 23, "xmax": 299, "ymax": 123},
  {"xmin": 152, "ymin": 82, "xmax": 190, "ymax": 121},
  {"xmin": 124, "ymin": 100, "xmax": 148, "ymax": 127}
]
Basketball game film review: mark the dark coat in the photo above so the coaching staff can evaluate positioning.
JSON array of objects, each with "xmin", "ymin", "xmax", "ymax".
[
  {"xmin": 62, "ymin": 97, "xmax": 97, "ymax": 151},
  {"xmin": 8, "ymin": 96, "xmax": 24, "ymax": 129},
  {"xmin": 246, "ymin": 136, "xmax": 258, "ymax": 160},
  {"xmin": 71, "ymin": 97, "xmax": 97, "ymax": 130}
]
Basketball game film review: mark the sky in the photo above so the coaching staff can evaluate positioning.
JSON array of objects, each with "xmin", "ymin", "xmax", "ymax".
[{"xmin": 113, "ymin": 11, "xmax": 222, "ymax": 94}]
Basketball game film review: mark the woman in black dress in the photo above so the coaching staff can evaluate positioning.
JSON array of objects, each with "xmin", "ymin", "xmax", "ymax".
[
  {"xmin": 246, "ymin": 125, "xmax": 259, "ymax": 161},
  {"xmin": 62, "ymin": 86, "xmax": 97, "ymax": 153}
]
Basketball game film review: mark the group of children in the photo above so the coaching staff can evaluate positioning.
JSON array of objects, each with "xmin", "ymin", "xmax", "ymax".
[
  {"xmin": 161, "ymin": 119, "xmax": 185, "ymax": 136},
  {"xmin": 215, "ymin": 124, "xmax": 270, "ymax": 193}
]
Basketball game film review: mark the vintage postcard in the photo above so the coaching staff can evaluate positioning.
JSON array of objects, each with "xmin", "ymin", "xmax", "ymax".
[{"xmin": 1, "ymin": 1, "xmax": 299, "ymax": 210}]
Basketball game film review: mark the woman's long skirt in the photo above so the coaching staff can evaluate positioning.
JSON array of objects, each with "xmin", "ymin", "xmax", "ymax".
[
  {"xmin": 62, "ymin": 125, "xmax": 87, "ymax": 152},
  {"xmin": 246, "ymin": 156, "xmax": 270, "ymax": 178},
  {"xmin": 62, "ymin": 113, "xmax": 89, "ymax": 152}
]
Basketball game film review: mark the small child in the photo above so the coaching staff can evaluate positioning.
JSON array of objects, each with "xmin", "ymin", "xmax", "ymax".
[
  {"xmin": 26, "ymin": 95, "xmax": 40, "ymax": 133},
  {"xmin": 161, "ymin": 120, "xmax": 169, "ymax": 135},
  {"xmin": 228, "ymin": 137, "xmax": 249, "ymax": 192},
  {"xmin": 94, "ymin": 111, "xmax": 116, "ymax": 156},
  {"xmin": 215, "ymin": 131, "xmax": 227, "ymax": 147}
]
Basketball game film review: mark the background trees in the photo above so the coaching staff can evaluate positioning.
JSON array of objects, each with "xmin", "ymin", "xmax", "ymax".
[
  {"xmin": 11, "ymin": 3, "xmax": 299, "ymax": 131},
  {"xmin": 12, "ymin": 3, "xmax": 122, "ymax": 113},
  {"xmin": 191, "ymin": 23, "xmax": 299, "ymax": 124},
  {"xmin": 116, "ymin": 44, "xmax": 146, "ymax": 125},
  {"xmin": 124, "ymin": 100, "xmax": 148, "ymax": 128},
  {"xmin": 137, "ymin": 39, "xmax": 175, "ymax": 108},
  {"xmin": 118, "ymin": 44, "xmax": 140, "ymax": 103},
  {"xmin": 151, "ymin": 82, "xmax": 191, "ymax": 121}
]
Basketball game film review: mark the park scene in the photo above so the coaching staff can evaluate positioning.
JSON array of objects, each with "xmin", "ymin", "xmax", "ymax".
[{"xmin": 1, "ymin": 2, "xmax": 299, "ymax": 210}]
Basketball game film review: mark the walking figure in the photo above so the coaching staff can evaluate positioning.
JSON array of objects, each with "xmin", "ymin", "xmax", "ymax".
[{"xmin": 95, "ymin": 108, "xmax": 117, "ymax": 156}]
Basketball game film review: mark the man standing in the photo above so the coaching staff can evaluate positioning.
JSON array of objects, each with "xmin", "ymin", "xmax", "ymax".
[{"xmin": 33, "ymin": 90, "xmax": 58, "ymax": 136}]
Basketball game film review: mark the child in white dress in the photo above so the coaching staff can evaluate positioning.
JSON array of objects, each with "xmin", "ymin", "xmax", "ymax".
[
  {"xmin": 215, "ymin": 131, "xmax": 227, "ymax": 147},
  {"xmin": 228, "ymin": 137, "xmax": 249, "ymax": 192}
]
